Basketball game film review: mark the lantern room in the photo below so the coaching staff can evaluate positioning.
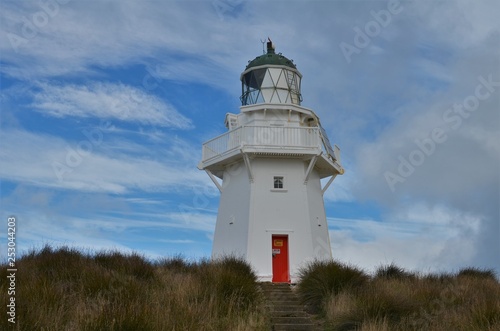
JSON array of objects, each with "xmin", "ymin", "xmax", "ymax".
[{"xmin": 240, "ymin": 39, "xmax": 302, "ymax": 106}]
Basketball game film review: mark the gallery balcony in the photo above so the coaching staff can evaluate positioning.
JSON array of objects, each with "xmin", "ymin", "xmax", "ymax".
[{"xmin": 199, "ymin": 126, "xmax": 343, "ymax": 178}]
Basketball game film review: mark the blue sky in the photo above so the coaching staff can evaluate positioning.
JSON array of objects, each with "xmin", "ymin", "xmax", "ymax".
[{"xmin": 1, "ymin": 0, "xmax": 499, "ymax": 276}]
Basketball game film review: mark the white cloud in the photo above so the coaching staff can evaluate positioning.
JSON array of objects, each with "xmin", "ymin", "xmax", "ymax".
[
  {"xmin": 0, "ymin": 128, "xmax": 209, "ymax": 194},
  {"xmin": 32, "ymin": 82, "xmax": 192, "ymax": 128},
  {"xmin": 0, "ymin": 202, "xmax": 217, "ymax": 261},
  {"xmin": 0, "ymin": 0, "xmax": 248, "ymax": 89},
  {"xmin": 323, "ymin": 162, "xmax": 356, "ymax": 202},
  {"xmin": 329, "ymin": 203, "xmax": 484, "ymax": 273},
  {"xmin": 0, "ymin": 212, "xmax": 135, "ymax": 258},
  {"xmin": 1, "ymin": 0, "xmax": 498, "ymax": 274},
  {"xmin": 159, "ymin": 239, "xmax": 195, "ymax": 244},
  {"xmin": 350, "ymin": 65, "xmax": 500, "ymax": 271},
  {"xmin": 408, "ymin": 0, "xmax": 499, "ymax": 49}
]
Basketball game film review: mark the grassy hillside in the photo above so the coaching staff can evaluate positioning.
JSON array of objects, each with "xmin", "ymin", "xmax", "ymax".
[
  {"xmin": 0, "ymin": 246, "xmax": 267, "ymax": 330},
  {"xmin": 297, "ymin": 260, "xmax": 500, "ymax": 331},
  {"xmin": 2, "ymin": 247, "xmax": 499, "ymax": 330}
]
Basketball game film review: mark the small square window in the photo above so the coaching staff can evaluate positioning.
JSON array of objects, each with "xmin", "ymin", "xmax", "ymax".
[{"xmin": 274, "ymin": 176, "xmax": 284, "ymax": 189}]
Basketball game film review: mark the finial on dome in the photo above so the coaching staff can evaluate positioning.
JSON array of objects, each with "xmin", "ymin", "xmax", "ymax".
[{"xmin": 266, "ymin": 37, "xmax": 275, "ymax": 54}]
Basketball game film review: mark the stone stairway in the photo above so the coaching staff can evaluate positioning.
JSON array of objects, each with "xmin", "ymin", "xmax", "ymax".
[{"xmin": 259, "ymin": 282, "xmax": 322, "ymax": 331}]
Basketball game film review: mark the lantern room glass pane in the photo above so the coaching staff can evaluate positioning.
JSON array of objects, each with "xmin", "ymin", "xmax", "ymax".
[
  {"xmin": 244, "ymin": 68, "xmax": 266, "ymax": 89},
  {"xmin": 276, "ymin": 89, "xmax": 289, "ymax": 103},
  {"xmin": 261, "ymin": 88, "xmax": 274, "ymax": 103},
  {"xmin": 269, "ymin": 68, "xmax": 281, "ymax": 85},
  {"xmin": 261, "ymin": 70, "xmax": 274, "ymax": 88},
  {"xmin": 241, "ymin": 68, "xmax": 302, "ymax": 105},
  {"xmin": 276, "ymin": 71, "xmax": 288, "ymax": 89}
]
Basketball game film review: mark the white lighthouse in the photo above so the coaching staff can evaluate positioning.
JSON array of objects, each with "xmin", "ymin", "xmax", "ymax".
[{"xmin": 199, "ymin": 40, "xmax": 344, "ymax": 283}]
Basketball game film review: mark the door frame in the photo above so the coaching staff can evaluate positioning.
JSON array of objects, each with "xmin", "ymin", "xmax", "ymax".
[{"xmin": 271, "ymin": 234, "xmax": 290, "ymax": 283}]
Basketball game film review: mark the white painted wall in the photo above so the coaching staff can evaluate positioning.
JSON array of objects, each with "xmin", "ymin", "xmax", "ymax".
[
  {"xmin": 207, "ymin": 92, "xmax": 340, "ymax": 283},
  {"xmin": 212, "ymin": 156, "xmax": 333, "ymax": 283},
  {"xmin": 211, "ymin": 161, "xmax": 250, "ymax": 258}
]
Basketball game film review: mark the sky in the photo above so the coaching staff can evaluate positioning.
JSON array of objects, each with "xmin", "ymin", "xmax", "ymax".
[{"xmin": 1, "ymin": 0, "xmax": 499, "ymax": 276}]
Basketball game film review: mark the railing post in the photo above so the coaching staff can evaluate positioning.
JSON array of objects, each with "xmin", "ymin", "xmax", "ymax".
[{"xmin": 201, "ymin": 126, "xmax": 325, "ymax": 162}]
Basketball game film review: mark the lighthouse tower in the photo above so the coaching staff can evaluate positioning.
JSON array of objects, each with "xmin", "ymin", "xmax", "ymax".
[{"xmin": 199, "ymin": 40, "xmax": 344, "ymax": 283}]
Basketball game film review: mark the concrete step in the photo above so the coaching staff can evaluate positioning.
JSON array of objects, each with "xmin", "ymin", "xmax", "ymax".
[
  {"xmin": 262, "ymin": 291, "xmax": 295, "ymax": 297},
  {"xmin": 271, "ymin": 316, "xmax": 313, "ymax": 325},
  {"xmin": 261, "ymin": 283, "xmax": 291, "ymax": 288},
  {"xmin": 261, "ymin": 289, "xmax": 294, "ymax": 295},
  {"xmin": 270, "ymin": 311, "xmax": 308, "ymax": 318},
  {"xmin": 265, "ymin": 294, "xmax": 296, "ymax": 298},
  {"xmin": 267, "ymin": 300, "xmax": 301, "ymax": 306},
  {"xmin": 259, "ymin": 282, "xmax": 322, "ymax": 330},
  {"xmin": 265, "ymin": 295, "xmax": 296, "ymax": 300},
  {"xmin": 267, "ymin": 295, "xmax": 298, "ymax": 300},
  {"xmin": 265, "ymin": 305, "xmax": 305, "ymax": 312},
  {"xmin": 260, "ymin": 284, "xmax": 291, "ymax": 289},
  {"xmin": 262, "ymin": 293, "xmax": 295, "ymax": 299},
  {"xmin": 273, "ymin": 324, "xmax": 316, "ymax": 331},
  {"xmin": 264, "ymin": 291, "xmax": 297, "ymax": 296}
]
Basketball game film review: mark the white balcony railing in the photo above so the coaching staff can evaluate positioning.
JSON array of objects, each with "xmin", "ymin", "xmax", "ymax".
[{"xmin": 202, "ymin": 126, "xmax": 322, "ymax": 162}]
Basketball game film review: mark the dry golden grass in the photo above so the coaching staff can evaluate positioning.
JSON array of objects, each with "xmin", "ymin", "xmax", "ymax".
[
  {"xmin": 298, "ymin": 261, "xmax": 500, "ymax": 331},
  {"xmin": 0, "ymin": 246, "xmax": 268, "ymax": 331},
  {"xmin": 3, "ymin": 247, "xmax": 499, "ymax": 330}
]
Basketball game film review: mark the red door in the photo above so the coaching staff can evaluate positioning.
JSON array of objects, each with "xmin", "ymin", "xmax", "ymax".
[{"xmin": 272, "ymin": 235, "xmax": 289, "ymax": 283}]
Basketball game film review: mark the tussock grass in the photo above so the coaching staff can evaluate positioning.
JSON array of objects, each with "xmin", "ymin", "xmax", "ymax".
[
  {"xmin": 0, "ymin": 245, "xmax": 268, "ymax": 331},
  {"xmin": 298, "ymin": 260, "xmax": 500, "ymax": 331},
  {"xmin": 3, "ymin": 246, "xmax": 498, "ymax": 330},
  {"xmin": 457, "ymin": 267, "xmax": 497, "ymax": 280},
  {"xmin": 375, "ymin": 262, "xmax": 417, "ymax": 280},
  {"xmin": 297, "ymin": 260, "xmax": 368, "ymax": 314}
]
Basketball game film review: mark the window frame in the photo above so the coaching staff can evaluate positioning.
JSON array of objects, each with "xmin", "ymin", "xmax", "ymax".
[{"xmin": 273, "ymin": 176, "xmax": 284, "ymax": 189}]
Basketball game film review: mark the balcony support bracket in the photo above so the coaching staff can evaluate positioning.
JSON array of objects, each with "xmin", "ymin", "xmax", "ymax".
[
  {"xmin": 241, "ymin": 150, "xmax": 254, "ymax": 183},
  {"xmin": 304, "ymin": 152, "xmax": 321, "ymax": 184},
  {"xmin": 321, "ymin": 174, "xmax": 338, "ymax": 195},
  {"xmin": 205, "ymin": 169, "xmax": 223, "ymax": 193}
]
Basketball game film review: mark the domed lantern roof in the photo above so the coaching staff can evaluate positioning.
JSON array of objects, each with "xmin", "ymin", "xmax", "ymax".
[
  {"xmin": 245, "ymin": 41, "xmax": 297, "ymax": 70},
  {"xmin": 240, "ymin": 39, "xmax": 302, "ymax": 106}
]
